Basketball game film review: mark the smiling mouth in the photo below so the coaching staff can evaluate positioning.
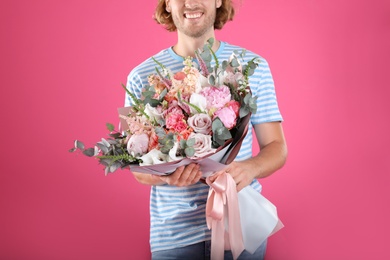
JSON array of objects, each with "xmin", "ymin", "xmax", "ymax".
[{"xmin": 184, "ymin": 12, "xmax": 203, "ymax": 19}]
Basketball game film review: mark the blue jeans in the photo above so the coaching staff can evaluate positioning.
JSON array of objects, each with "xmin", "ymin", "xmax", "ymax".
[{"xmin": 151, "ymin": 240, "xmax": 267, "ymax": 260}]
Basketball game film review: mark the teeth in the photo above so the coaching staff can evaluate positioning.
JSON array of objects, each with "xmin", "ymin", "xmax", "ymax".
[{"xmin": 185, "ymin": 13, "xmax": 202, "ymax": 19}]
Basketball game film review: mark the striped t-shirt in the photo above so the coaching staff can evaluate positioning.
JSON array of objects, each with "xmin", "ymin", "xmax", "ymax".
[{"xmin": 125, "ymin": 41, "xmax": 283, "ymax": 252}]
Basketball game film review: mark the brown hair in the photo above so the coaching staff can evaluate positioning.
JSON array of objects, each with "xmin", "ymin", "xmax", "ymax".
[{"xmin": 154, "ymin": 0, "xmax": 236, "ymax": 32}]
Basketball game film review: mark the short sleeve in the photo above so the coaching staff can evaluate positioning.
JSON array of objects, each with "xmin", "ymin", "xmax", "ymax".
[{"xmin": 250, "ymin": 58, "xmax": 283, "ymax": 125}]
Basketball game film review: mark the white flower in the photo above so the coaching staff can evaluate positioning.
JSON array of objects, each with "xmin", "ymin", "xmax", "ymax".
[
  {"xmin": 188, "ymin": 132, "xmax": 216, "ymax": 158},
  {"xmin": 138, "ymin": 149, "xmax": 168, "ymax": 166},
  {"xmin": 168, "ymin": 142, "xmax": 184, "ymax": 162},
  {"xmin": 188, "ymin": 114, "xmax": 212, "ymax": 134},
  {"xmin": 189, "ymin": 93, "xmax": 208, "ymax": 114},
  {"xmin": 199, "ymin": 74, "xmax": 209, "ymax": 89},
  {"xmin": 144, "ymin": 104, "xmax": 163, "ymax": 122}
]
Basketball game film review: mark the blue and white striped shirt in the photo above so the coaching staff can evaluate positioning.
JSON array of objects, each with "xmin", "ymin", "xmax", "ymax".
[{"xmin": 125, "ymin": 42, "xmax": 283, "ymax": 252}]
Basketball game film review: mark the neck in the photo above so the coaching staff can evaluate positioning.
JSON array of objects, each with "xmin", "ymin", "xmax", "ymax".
[{"xmin": 173, "ymin": 30, "xmax": 220, "ymax": 57}]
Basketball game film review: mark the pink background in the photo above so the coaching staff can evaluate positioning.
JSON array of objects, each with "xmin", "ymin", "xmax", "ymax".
[{"xmin": 1, "ymin": 0, "xmax": 389, "ymax": 259}]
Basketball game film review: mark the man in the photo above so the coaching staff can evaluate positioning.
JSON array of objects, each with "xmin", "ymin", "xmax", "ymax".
[{"xmin": 125, "ymin": 0, "xmax": 287, "ymax": 259}]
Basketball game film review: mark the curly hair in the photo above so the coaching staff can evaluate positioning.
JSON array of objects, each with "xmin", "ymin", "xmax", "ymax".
[{"xmin": 154, "ymin": 0, "xmax": 236, "ymax": 32}]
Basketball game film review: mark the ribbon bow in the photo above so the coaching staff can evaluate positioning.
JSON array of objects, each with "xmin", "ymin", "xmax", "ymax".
[{"xmin": 206, "ymin": 173, "xmax": 245, "ymax": 260}]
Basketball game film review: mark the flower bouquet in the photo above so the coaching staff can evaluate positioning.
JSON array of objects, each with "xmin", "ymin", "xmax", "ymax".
[
  {"xmin": 70, "ymin": 38, "xmax": 259, "ymax": 176},
  {"xmin": 70, "ymin": 39, "xmax": 283, "ymax": 259}
]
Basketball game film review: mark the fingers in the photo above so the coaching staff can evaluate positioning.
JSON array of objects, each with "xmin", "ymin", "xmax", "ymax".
[{"xmin": 161, "ymin": 163, "xmax": 202, "ymax": 187}]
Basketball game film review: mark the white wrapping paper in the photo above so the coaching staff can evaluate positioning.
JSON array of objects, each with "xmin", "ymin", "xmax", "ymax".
[{"xmin": 237, "ymin": 186, "xmax": 284, "ymax": 253}]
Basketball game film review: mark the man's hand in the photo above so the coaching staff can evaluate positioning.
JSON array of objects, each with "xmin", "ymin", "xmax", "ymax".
[
  {"xmin": 209, "ymin": 161, "xmax": 257, "ymax": 192},
  {"xmin": 208, "ymin": 122, "xmax": 287, "ymax": 192},
  {"xmin": 159, "ymin": 163, "xmax": 202, "ymax": 187}
]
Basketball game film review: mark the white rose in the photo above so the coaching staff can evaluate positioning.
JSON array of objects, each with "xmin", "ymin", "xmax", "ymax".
[
  {"xmin": 127, "ymin": 133, "xmax": 149, "ymax": 156},
  {"xmin": 188, "ymin": 132, "xmax": 216, "ymax": 158},
  {"xmin": 144, "ymin": 103, "xmax": 164, "ymax": 122},
  {"xmin": 139, "ymin": 149, "xmax": 168, "ymax": 166},
  {"xmin": 188, "ymin": 114, "xmax": 212, "ymax": 134},
  {"xmin": 189, "ymin": 93, "xmax": 208, "ymax": 114}
]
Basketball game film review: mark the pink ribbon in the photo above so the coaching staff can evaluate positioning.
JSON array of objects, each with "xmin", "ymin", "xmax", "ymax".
[{"xmin": 206, "ymin": 173, "xmax": 245, "ymax": 260}]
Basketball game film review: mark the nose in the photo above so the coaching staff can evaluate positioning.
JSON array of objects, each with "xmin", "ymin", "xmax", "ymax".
[{"xmin": 184, "ymin": 0, "xmax": 199, "ymax": 9}]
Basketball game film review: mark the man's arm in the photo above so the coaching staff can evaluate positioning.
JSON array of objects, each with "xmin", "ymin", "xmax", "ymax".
[{"xmin": 210, "ymin": 121, "xmax": 287, "ymax": 191}]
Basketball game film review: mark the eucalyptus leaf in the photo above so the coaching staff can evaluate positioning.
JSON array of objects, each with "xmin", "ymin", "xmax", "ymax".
[
  {"xmin": 109, "ymin": 163, "xmax": 120, "ymax": 173},
  {"xmin": 68, "ymin": 147, "xmax": 77, "ymax": 153},
  {"xmin": 186, "ymin": 138, "xmax": 195, "ymax": 147},
  {"xmin": 208, "ymin": 75, "xmax": 215, "ymax": 86},
  {"xmin": 75, "ymin": 140, "xmax": 85, "ymax": 150},
  {"xmin": 212, "ymin": 118, "xmax": 224, "ymax": 131},
  {"xmin": 83, "ymin": 148, "xmax": 95, "ymax": 157},
  {"xmin": 207, "ymin": 37, "xmax": 214, "ymax": 47},
  {"xmin": 231, "ymin": 58, "xmax": 239, "ymax": 67},
  {"xmin": 97, "ymin": 143, "xmax": 109, "ymax": 154},
  {"xmin": 239, "ymin": 107, "xmax": 250, "ymax": 118},
  {"xmin": 94, "ymin": 146, "xmax": 99, "ymax": 156},
  {"xmin": 222, "ymin": 60, "xmax": 228, "ymax": 71},
  {"xmin": 101, "ymin": 138, "xmax": 110, "ymax": 147},
  {"xmin": 185, "ymin": 147, "xmax": 195, "ymax": 157}
]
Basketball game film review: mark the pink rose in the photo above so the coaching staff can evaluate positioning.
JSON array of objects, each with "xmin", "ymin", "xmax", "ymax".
[
  {"xmin": 188, "ymin": 132, "xmax": 216, "ymax": 158},
  {"xmin": 214, "ymin": 106, "xmax": 237, "ymax": 129},
  {"xmin": 200, "ymin": 85, "xmax": 231, "ymax": 110},
  {"xmin": 188, "ymin": 113, "xmax": 212, "ymax": 134},
  {"xmin": 127, "ymin": 133, "xmax": 149, "ymax": 156}
]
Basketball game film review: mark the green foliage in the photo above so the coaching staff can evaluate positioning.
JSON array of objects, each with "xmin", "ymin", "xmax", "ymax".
[
  {"xmin": 181, "ymin": 138, "xmax": 195, "ymax": 157},
  {"xmin": 69, "ymin": 124, "xmax": 139, "ymax": 175},
  {"xmin": 158, "ymin": 133, "xmax": 175, "ymax": 154},
  {"xmin": 240, "ymin": 93, "xmax": 258, "ymax": 117},
  {"xmin": 212, "ymin": 118, "xmax": 232, "ymax": 147}
]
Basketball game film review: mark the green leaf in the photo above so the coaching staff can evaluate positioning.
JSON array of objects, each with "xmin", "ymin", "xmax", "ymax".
[
  {"xmin": 208, "ymin": 75, "xmax": 215, "ymax": 86},
  {"xmin": 186, "ymin": 138, "xmax": 195, "ymax": 147},
  {"xmin": 239, "ymin": 107, "xmax": 250, "ymax": 118},
  {"xmin": 106, "ymin": 123, "xmax": 115, "ymax": 132},
  {"xmin": 207, "ymin": 37, "xmax": 214, "ymax": 47},
  {"xmin": 222, "ymin": 60, "xmax": 228, "ymax": 71},
  {"xmin": 69, "ymin": 147, "xmax": 77, "ymax": 153},
  {"xmin": 212, "ymin": 118, "xmax": 232, "ymax": 146},
  {"xmin": 180, "ymin": 139, "xmax": 186, "ymax": 148},
  {"xmin": 185, "ymin": 147, "xmax": 195, "ymax": 157},
  {"xmin": 212, "ymin": 118, "xmax": 224, "ymax": 131},
  {"xmin": 109, "ymin": 132, "xmax": 122, "ymax": 138},
  {"xmin": 100, "ymin": 138, "xmax": 110, "ymax": 147},
  {"xmin": 75, "ymin": 140, "xmax": 84, "ymax": 150},
  {"xmin": 231, "ymin": 58, "xmax": 239, "ymax": 67},
  {"xmin": 97, "ymin": 143, "xmax": 109, "ymax": 154},
  {"xmin": 83, "ymin": 148, "xmax": 95, "ymax": 157}
]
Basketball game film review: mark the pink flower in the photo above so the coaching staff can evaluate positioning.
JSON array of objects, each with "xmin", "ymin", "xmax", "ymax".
[
  {"xmin": 127, "ymin": 133, "xmax": 149, "ymax": 156},
  {"xmin": 188, "ymin": 132, "xmax": 216, "ymax": 158},
  {"xmin": 226, "ymin": 100, "xmax": 240, "ymax": 117},
  {"xmin": 188, "ymin": 113, "xmax": 212, "ymax": 134},
  {"xmin": 200, "ymin": 85, "xmax": 231, "ymax": 110},
  {"xmin": 165, "ymin": 100, "xmax": 184, "ymax": 116},
  {"xmin": 174, "ymin": 71, "xmax": 186, "ymax": 81},
  {"xmin": 166, "ymin": 113, "xmax": 187, "ymax": 132},
  {"xmin": 148, "ymin": 130, "xmax": 159, "ymax": 151},
  {"xmin": 214, "ymin": 106, "xmax": 237, "ymax": 129}
]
